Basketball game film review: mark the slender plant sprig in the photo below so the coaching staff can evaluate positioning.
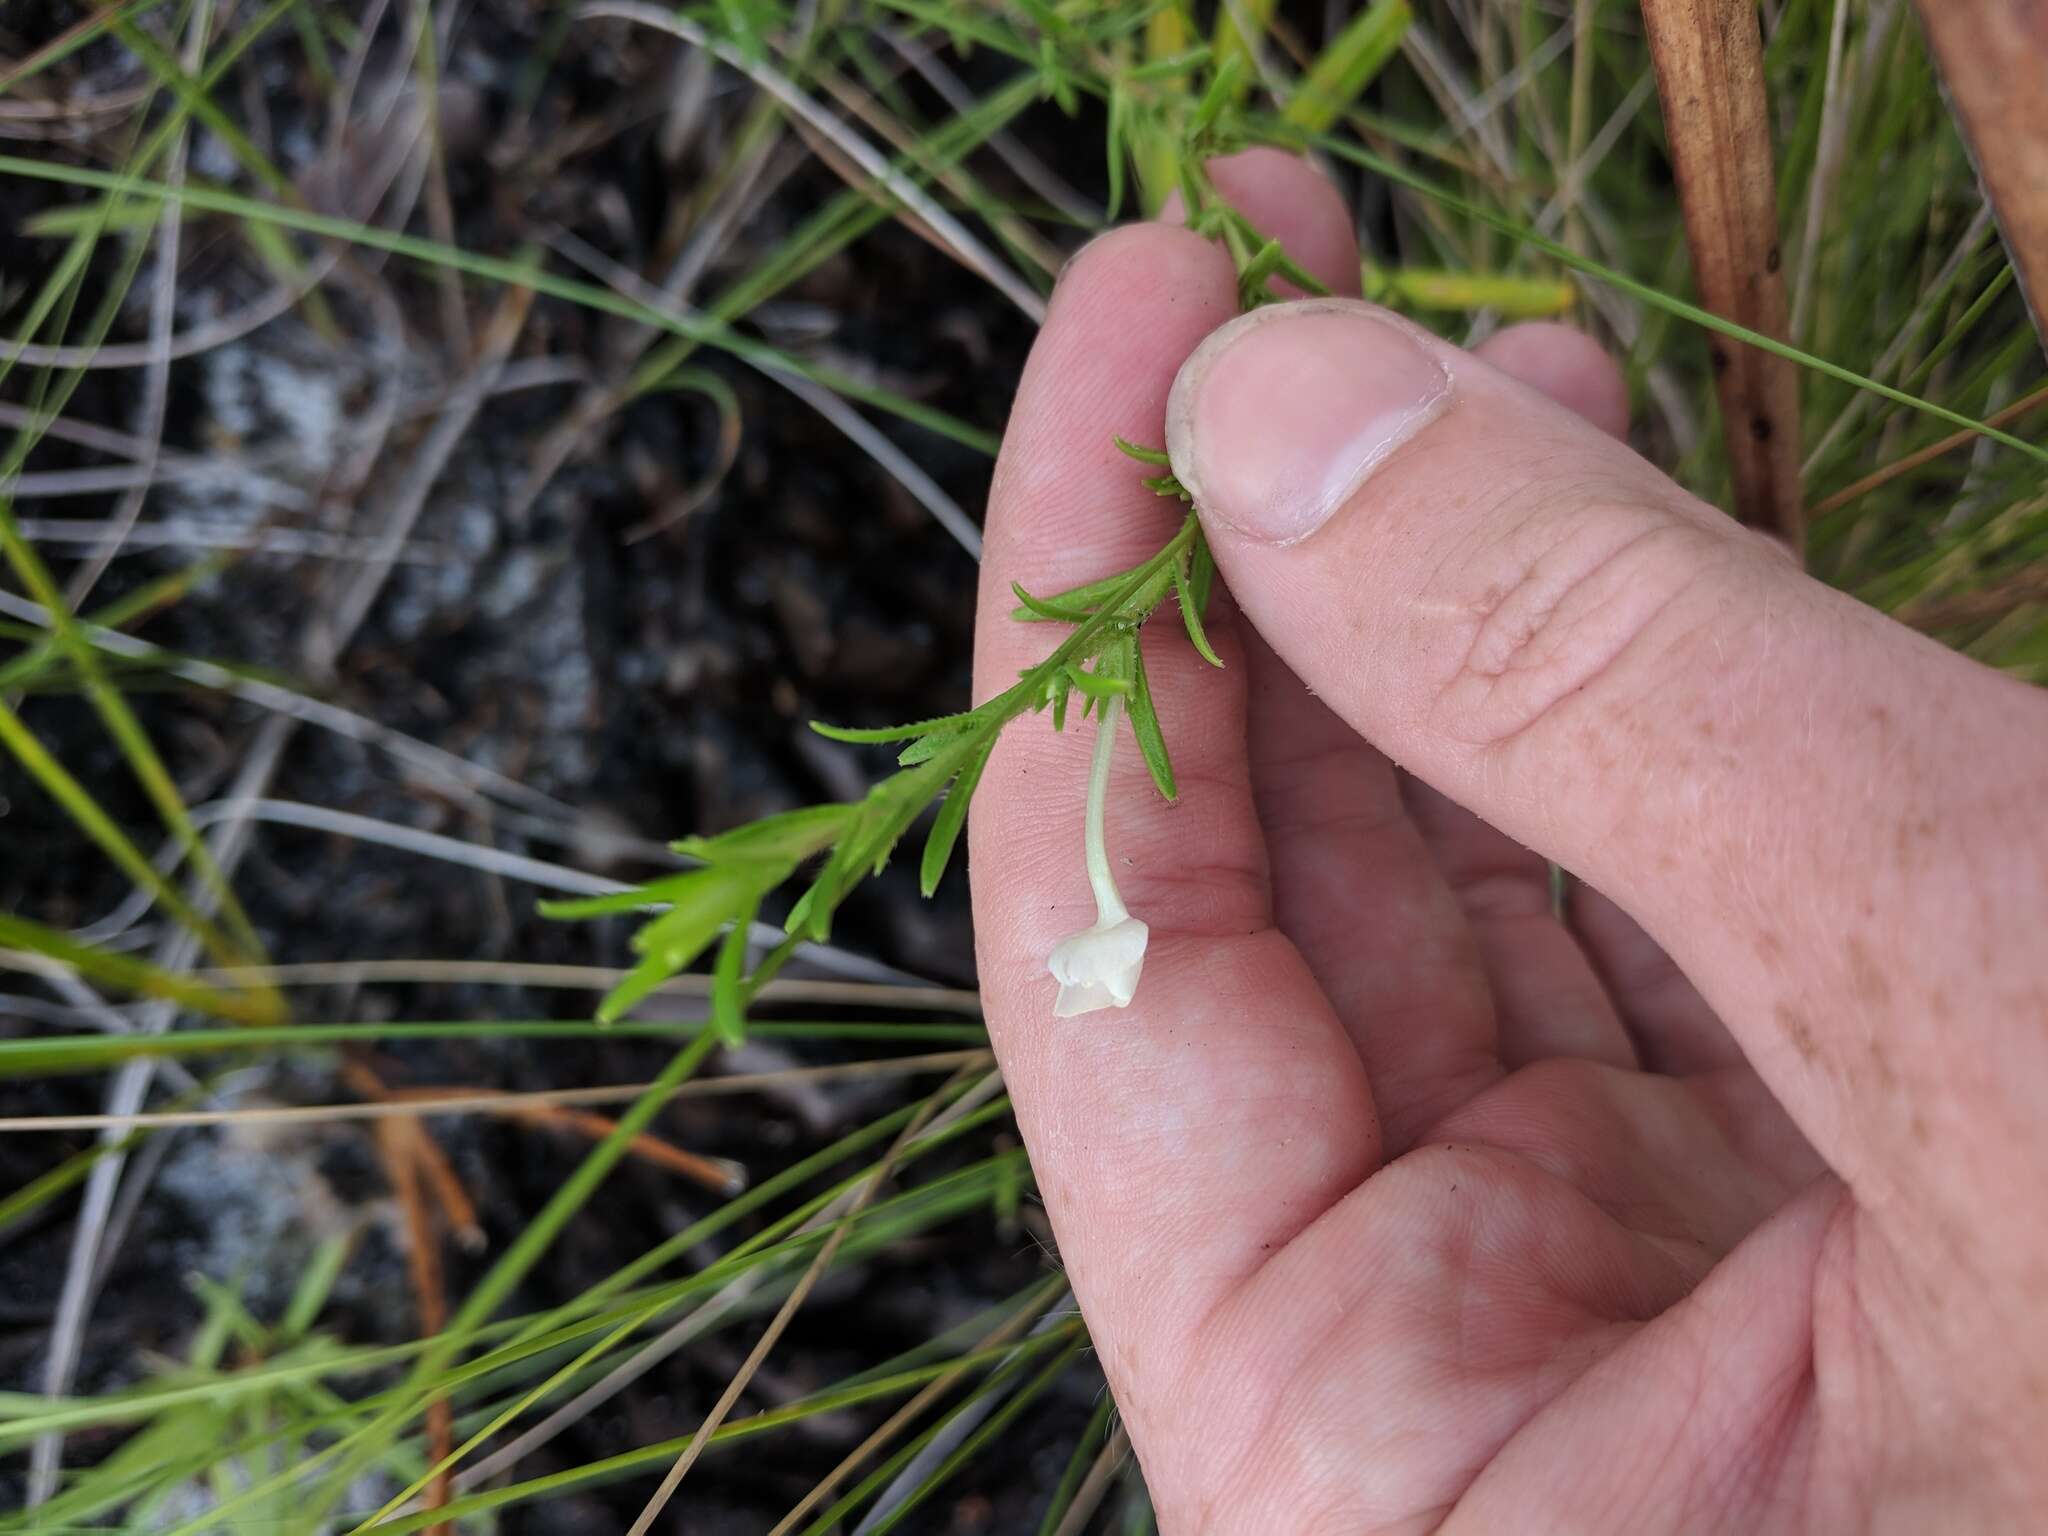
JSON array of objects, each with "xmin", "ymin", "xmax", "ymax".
[
  {"xmin": 543, "ymin": 493, "xmax": 1217, "ymax": 1031},
  {"xmin": 546, "ymin": 70, "xmax": 1327, "ymax": 1031}
]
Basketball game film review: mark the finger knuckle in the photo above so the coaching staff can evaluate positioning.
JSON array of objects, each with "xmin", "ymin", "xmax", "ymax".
[{"xmin": 1422, "ymin": 499, "xmax": 1737, "ymax": 756}]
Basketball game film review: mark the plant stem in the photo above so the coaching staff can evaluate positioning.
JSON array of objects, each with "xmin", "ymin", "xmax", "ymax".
[{"xmin": 1082, "ymin": 695, "xmax": 1128, "ymax": 925}]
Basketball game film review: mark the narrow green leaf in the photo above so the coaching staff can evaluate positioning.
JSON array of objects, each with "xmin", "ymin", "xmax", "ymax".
[
  {"xmin": 1065, "ymin": 663, "xmax": 1133, "ymax": 700},
  {"xmin": 0, "ymin": 554, "xmax": 232, "ymax": 695},
  {"xmin": 710, "ymin": 904, "xmax": 758, "ymax": 1048},
  {"xmin": 858, "ymin": 746, "xmax": 969, "ymax": 877},
  {"xmin": 1188, "ymin": 535, "xmax": 1217, "ymax": 613},
  {"xmin": 809, "ymin": 710, "xmax": 983, "ymax": 745},
  {"xmin": 279, "ymin": 1236, "xmax": 353, "ymax": 1343},
  {"xmin": 1364, "ymin": 262, "xmax": 1576, "ymax": 317},
  {"xmin": 595, "ymin": 951, "xmax": 690, "ymax": 1025},
  {"xmin": 536, "ymin": 875, "xmax": 696, "ymax": 920},
  {"xmin": 675, "ymin": 802, "xmax": 851, "ymax": 864},
  {"xmin": 629, "ymin": 872, "xmax": 752, "ymax": 970},
  {"xmin": 112, "ymin": 17, "xmax": 290, "ymax": 195},
  {"xmin": 1105, "ymin": 84, "xmax": 1128, "ymax": 221},
  {"xmin": 1211, "ymin": 0, "xmax": 1277, "ymax": 94},
  {"xmin": 0, "ymin": 1020, "xmax": 983, "ymax": 1082},
  {"xmin": 1237, "ymin": 237, "xmax": 1288, "ymax": 301},
  {"xmin": 1012, "ymin": 580, "xmax": 1099, "ymax": 623},
  {"xmin": 0, "ymin": 912, "xmax": 281, "ymax": 1025},
  {"xmin": 0, "ymin": 1127, "xmax": 149, "ymax": 1234},
  {"xmin": 898, "ymin": 730, "xmax": 963, "ymax": 767},
  {"xmin": 1010, "ymin": 569, "xmax": 1124, "ymax": 621},
  {"xmin": 1112, "ymin": 435, "xmax": 1172, "ymax": 466},
  {"xmin": 920, "ymin": 739, "xmax": 994, "ymax": 897},
  {"xmin": 1127, "ymin": 45, "xmax": 1212, "ymax": 83},
  {"xmin": 351, "ymin": 1326, "xmax": 1081, "ymax": 1536},
  {"xmin": 1189, "ymin": 52, "xmax": 1244, "ymax": 138},
  {"xmin": 1283, "ymin": 0, "xmax": 1412, "ymax": 134},
  {"xmin": 0, "ymin": 698, "xmax": 256, "ymax": 974},
  {"xmin": 22, "ymin": 200, "xmax": 168, "ymax": 238},
  {"xmin": 1126, "ymin": 637, "xmax": 1177, "ymax": 802},
  {"xmin": 783, "ymin": 878, "xmax": 822, "ymax": 939},
  {"xmin": 1174, "ymin": 550, "xmax": 1224, "ymax": 667}
]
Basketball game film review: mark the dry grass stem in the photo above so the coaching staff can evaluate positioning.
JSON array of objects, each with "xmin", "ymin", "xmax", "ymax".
[
  {"xmin": 1812, "ymin": 382, "xmax": 2048, "ymax": 520},
  {"xmin": 1050, "ymin": 1425, "xmax": 1132, "ymax": 1536},
  {"xmin": 489, "ymin": 1098, "xmax": 748, "ymax": 1195}
]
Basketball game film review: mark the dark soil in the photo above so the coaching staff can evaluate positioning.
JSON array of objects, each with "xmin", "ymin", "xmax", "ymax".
[{"xmin": 0, "ymin": 6, "xmax": 1100, "ymax": 1528}]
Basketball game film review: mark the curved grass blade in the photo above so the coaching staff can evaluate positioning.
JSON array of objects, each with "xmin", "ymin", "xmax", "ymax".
[
  {"xmin": 0, "ymin": 912, "xmax": 282, "ymax": 1025},
  {"xmin": 1036, "ymin": 1387, "xmax": 1118, "ymax": 1536},
  {"xmin": 0, "ymin": 154, "xmax": 1002, "ymax": 457}
]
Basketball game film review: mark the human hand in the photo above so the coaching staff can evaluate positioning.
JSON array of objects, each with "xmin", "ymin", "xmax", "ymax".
[{"xmin": 966, "ymin": 151, "xmax": 2048, "ymax": 1532}]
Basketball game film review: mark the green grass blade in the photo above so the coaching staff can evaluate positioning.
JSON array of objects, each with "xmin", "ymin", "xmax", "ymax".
[
  {"xmin": 0, "ymin": 153, "xmax": 1002, "ymax": 456},
  {"xmin": 0, "ymin": 911, "xmax": 282, "ymax": 1025},
  {"xmin": 1283, "ymin": 0, "xmax": 1412, "ymax": 133}
]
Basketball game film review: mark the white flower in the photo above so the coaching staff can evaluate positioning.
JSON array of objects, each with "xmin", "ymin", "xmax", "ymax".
[
  {"xmin": 1049, "ymin": 913, "xmax": 1149, "ymax": 1016},
  {"xmin": 1045, "ymin": 694, "xmax": 1149, "ymax": 1017}
]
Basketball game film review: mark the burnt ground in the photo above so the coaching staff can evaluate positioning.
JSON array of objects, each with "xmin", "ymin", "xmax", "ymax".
[{"xmin": 0, "ymin": 5, "xmax": 1109, "ymax": 1528}]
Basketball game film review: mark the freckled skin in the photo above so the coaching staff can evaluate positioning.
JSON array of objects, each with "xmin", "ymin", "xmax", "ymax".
[
  {"xmin": 1846, "ymin": 937, "xmax": 1892, "ymax": 1007},
  {"xmin": 1777, "ymin": 1004, "xmax": 1820, "ymax": 1066},
  {"xmin": 971, "ymin": 152, "xmax": 2048, "ymax": 1534}
]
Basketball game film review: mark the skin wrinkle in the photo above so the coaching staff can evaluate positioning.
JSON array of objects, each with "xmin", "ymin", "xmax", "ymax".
[
  {"xmin": 1200, "ymin": 1145, "xmax": 1692, "ymax": 1529},
  {"xmin": 1257, "ymin": 778, "xmax": 1410, "ymax": 843},
  {"xmin": 1454, "ymin": 1182, "xmax": 1855, "ymax": 1532},
  {"xmin": 1712, "ymin": 1358, "xmax": 1820, "ymax": 1528},
  {"xmin": 1427, "ymin": 1066, "xmax": 1755, "ymax": 1253},
  {"xmin": 1438, "ymin": 519, "xmax": 1726, "ymax": 758}
]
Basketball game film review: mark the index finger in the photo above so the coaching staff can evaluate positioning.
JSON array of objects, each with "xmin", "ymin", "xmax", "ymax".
[{"xmin": 967, "ymin": 226, "xmax": 1380, "ymax": 1449}]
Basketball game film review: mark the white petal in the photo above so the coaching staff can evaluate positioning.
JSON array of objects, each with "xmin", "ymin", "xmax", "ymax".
[
  {"xmin": 1053, "ymin": 979, "xmax": 1119, "ymax": 1017},
  {"xmin": 1046, "ymin": 916, "xmax": 1149, "ymax": 1016}
]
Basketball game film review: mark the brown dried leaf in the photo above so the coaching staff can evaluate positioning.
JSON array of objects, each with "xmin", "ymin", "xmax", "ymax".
[
  {"xmin": 1913, "ymin": 1, "xmax": 2048, "ymax": 353},
  {"xmin": 1640, "ymin": 0, "xmax": 1805, "ymax": 551}
]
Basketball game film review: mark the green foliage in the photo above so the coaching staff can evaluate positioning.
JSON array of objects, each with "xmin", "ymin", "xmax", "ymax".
[
  {"xmin": 4, "ymin": 0, "xmax": 2046, "ymax": 1528},
  {"xmin": 1283, "ymin": 0, "xmax": 1413, "ymax": 133},
  {"xmin": 548, "ymin": 491, "xmax": 1221, "ymax": 1037}
]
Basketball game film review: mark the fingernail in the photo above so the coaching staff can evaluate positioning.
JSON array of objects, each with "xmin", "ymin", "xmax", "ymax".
[{"xmin": 1166, "ymin": 300, "xmax": 1454, "ymax": 545}]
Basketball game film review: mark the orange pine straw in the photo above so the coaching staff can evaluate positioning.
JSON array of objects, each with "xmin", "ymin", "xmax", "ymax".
[
  {"xmin": 406, "ymin": 1125, "xmax": 485, "ymax": 1252},
  {"xmin": 371, "ymin": 1115, "xmax": 453, "ymax": 1536},
  {"xmin": 492, "ymin": 1099, "xmax": 748, "ymax": 1196},
  {"xmin": 340, "ymin": 1060, "xmax": 482, "ymax": 1245},
  {"xmin": 367, "ymin": 1076, "xmax": 748, "ymax": 1194}
]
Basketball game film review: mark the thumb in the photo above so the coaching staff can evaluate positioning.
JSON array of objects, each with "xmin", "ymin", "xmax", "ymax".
[{"xmin": 1164, "ymin": 297, "xmax": 2048, "ymax": 1220}]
